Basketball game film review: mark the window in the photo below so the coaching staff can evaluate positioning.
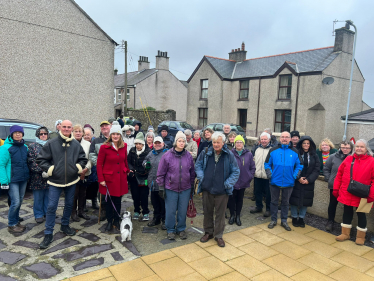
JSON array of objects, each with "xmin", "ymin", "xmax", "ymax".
[
  {"xmin": 118, "ymin": 89, "xmax": 122, "ymax": 101},
  {"xmin": 215, "ymin": 124, "xmax": 223, "ymax": 131},
  {"xmin": 169, "ymin": 122, "xmax": 177, "ymax": 129},
  {"xmin": 198, "ymin": 108, "xmax": 208, "ymax": 127},
  {"xmin": 23, "ymin": 127, "xmax": 38, "ymax": 143},
  {"xmin": 278, "ymin": 74, "xmax": 292, "ymax": 100},
  {"xmin": 127, "ymin": 89, "xmax": 130, "ymax": 101},
  {"xmin": 274, "ymin": 110, "xmax": 291, "ymax": 132},
  {"xmin": 239, "ymin": 80, "xmax": 249, "ymax": 99},
  {"xmin": 201, "ymin": 79, "xmax": 208, "ymax": 99}
]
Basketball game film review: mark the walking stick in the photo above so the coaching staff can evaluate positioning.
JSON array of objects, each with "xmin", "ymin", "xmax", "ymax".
[{"xmin": 98, "ymin": 194, "xmax": 102, "ymax": 225}]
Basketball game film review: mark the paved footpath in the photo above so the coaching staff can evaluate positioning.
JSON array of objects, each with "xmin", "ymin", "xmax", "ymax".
[{"xmin": 70, "ymin": 220, "xmax": 374, "ymax": 281}]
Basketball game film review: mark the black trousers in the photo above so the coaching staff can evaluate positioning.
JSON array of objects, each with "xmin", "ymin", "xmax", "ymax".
[
  {"xmin": 73, "ymin": 182, "xmax": 87, "ymax": 213},
  {"xmin": 328, "ymin": 189, "xmax": 339, "ymax": 222},
  {"xmin": 105, "ymin": 195, "xmax": 121, "ymax": 223},
  {"xmin": 129, "ymin": 179, "xmax": 149, "ymax": 215},
  {"xmin": 343, "ymin": 204, "xmax": 367, "ymax": 228},
  {"xmin": 228, "ymin": 189, "xmax": 246, "ymax": 216},
  {"xmin": 151, "ymin": 190, "xmax": 165, "ymax": 221},
  {"xmin": 86, "ymin": 181, "xmax": 99, "ymax": 201},
  {"xmin": 254, "ymin": 178, "xmax": 271, "ymax": 211}
]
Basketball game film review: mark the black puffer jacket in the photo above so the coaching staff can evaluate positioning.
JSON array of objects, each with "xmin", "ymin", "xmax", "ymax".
[
  {"xmin": 289, "ymin": 136, "xmax": 320, "ymax": 207},
  {"xmin": 127, "ymin": 146, "xmax": 151, "ymax": 185},
  {"xmin": 37, "ymin": 132, "xmax": 87, "ymax": 187}
]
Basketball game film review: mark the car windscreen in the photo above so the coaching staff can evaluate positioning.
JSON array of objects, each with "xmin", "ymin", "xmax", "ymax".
[
  {"xmin": 231, "ymin": 125, "xmax": 245, "ymax": 132},
  {"xmin": 179, "ymin": 122, "xmax": 193, "ymax": 129}
]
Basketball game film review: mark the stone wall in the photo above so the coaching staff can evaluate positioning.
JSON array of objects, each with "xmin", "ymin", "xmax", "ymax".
[{"xmin": 127, "ymin": 109, "xmax": 176, "ymax": 131}]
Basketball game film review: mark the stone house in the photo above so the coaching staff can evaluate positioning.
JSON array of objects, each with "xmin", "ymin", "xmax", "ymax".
[
  {"xmin": 114, "ymin": 51, "xmax": 188, "ymax": 120},
  {"xmin": 186, "ymin": 26, "xmax": 369, "ymax": 144},
  {"xmin": 343, "ymin": 108, "xmax": 374, "ymax": 142},
  {"xmin": 0, "ymin": 0, "xmax": 117, "ymax": 132}
]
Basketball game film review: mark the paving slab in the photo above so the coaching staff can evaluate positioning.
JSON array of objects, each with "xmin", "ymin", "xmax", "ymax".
[
  {"xmin": 42, "ymin": 238, "xmax": 81, "ymax": 255},
  {"xmin": 0, "ymin": 251, "xmax": 27, "ymax": 264},
  {"xmin": 12, "ymin": 240, "xmax": 39, "ymax": 249},
  {"xmin": 73, "ymin": 257, "xmax": 104, "ymax": 271},
  {"xmin": 23, "ymin": 262, "xmax": 60, "ymax": 279}
]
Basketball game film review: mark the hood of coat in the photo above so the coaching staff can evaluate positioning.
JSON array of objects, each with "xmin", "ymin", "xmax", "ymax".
[
  {"xmin": 5, "ymin": 135, "xmax": 25, "ymax": 146},
  {"xmin": 152, "ymin": 147, "xmax": 168, "ymax": 155},
  {"xmin": 296, "ymin": 136, "xmax": 316, "ymax": 154},
  {"xmin": 132, "ymin": 120, "xmax": 142, "ymax": 129},
  {"xmin": 353, "ymin": 153, "xmax": 371, "ymax": 161}
]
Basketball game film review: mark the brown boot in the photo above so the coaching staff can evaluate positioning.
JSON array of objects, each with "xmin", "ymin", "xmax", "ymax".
[
  {"xmin": 356, "ymin": 226, "xmax": 367, "ymax": 245},
  {"xmin": 71, "ymin": 211, "xmax": 80, "ymax": 222},
  {"xmin": 8, "ymin": 225, "xmax": 25, "ymax": 233},
  {"xmin": 336, "ymin": 223, "xmax": 352, "ymax": 242}
]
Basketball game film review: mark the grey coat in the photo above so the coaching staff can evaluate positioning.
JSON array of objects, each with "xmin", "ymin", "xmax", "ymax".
[
  {"xmin": 323, "ymin": 150, "xmax": 349, "ymax": 189},
  {"xmin": 142, "ymin": 147, "xmax": 168, "ymax": 191}
]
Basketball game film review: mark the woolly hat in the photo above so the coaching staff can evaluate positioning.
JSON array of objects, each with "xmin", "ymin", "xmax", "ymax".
[
  {"xmin": 108, "ymin": 117, "xmax": 116, "ymax": 123},
  {"xmin": 134, "ymin": 132, "xmax": 145, "ymax": 145},
  {"xmin": 122, "ymin": 125, "xmax": 134, "ymax": 132},
  {"xmin": 10, "ymin": 125, "xmax": 24, "ymax": 137},
  {"xmin": 55, "ymin": 120, "xmax": 62, "ymax": 129},
  {"xmin": 154, "ymin": 136, "xmax": 164, "ymax": 143},
  {"xmin": 290, "ymin": 131, "xmax": 300, "ymax": 139},
  {"xmin": 147, "ymin": 125, "xmax": 154, "ymax": 132},
  {"xmin": 234, "ymin": 135, "xmax": 245, "ymax": 144},
  {"xmin": 83, "ymin": 124, "xmax": 95, "ymax": 135},
  {"xmin": 160, "ymin": 125, "xmax": 168, "ymax": 132},
  {"xmin": 175, "ymin": 131, "xmax": 187, "ymax": 142},
  {"xmin": 109, "ymin": 121, "xmax": 122, "ymax": 136}
]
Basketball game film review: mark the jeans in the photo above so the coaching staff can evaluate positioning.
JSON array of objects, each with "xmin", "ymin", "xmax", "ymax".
[
  {"xmin": 328, "ymin": 189, "xmax": 339, "ymax": 222},
  {"xmin": 45, "ymin": 184, "xmax": 76, "ymax": 235},
  {"xmin": 33, "ymin": 189, "xmax": 49, "ymax": 219},
  {"xmin": 8, "ymin": 181, "xmax": 27, "ymax": 226},
  {"xmin": 270, "ymin": 185, "xmax": 293, "ymax": 222},
  {"xmin": 105, "ymin": 195, "xmax": 122, "ymax": 223},
  {"xmin": 151, "ymin": 191, "xmax": 165, "ymax": 222},
  {"xmin": 202, "ymin": 191, "xmax": 229, "ymax": 238},
  {"xmin": 165, "ymin": 188, "xmax": 190, "ymax": 233},
  {"xmin": 343, "ymin": 204, "xmax": 367, "ymax": 228},
  {"xmin": 228, "ymin": 189, "xmax": 245, "ymax": 216},
  {"xmin": 290, "ymin": 205, "xmax": 307, "ymax": 219},
  {"xmin": 254, "ymin": 178, "xmax": 271, "ymax": 211}
]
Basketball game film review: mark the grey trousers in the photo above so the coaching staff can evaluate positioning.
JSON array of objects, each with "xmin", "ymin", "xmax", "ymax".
[
  {"xmin": 202, "ymin": 191, "xmax": 229, "ymax": 238},
  {"xmin": 270, "ymin": 185, "xmax": 293, "ymax": 222}
]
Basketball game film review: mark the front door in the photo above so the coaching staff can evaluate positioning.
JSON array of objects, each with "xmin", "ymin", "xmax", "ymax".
[{"xmin": 238, "ymin": 109, "xmax": 247, "ymax": 131}]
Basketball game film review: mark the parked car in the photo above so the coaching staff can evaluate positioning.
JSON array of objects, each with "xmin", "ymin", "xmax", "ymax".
[
  {"xmin": 157, "ymin": 121, "xmax": 194, "ymax": 137},
  {"xmin": 0, "ymin": 118, "xmax": 47, "ymax": 145},
  {"xmin": 202, "ymin": 123, "xmax": 246, "ymax": 137}
]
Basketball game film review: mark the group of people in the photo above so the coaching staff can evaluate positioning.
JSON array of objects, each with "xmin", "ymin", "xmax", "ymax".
[{"xmin": 0, "ymin": 118, "xmax": 374, "ymax": 249}]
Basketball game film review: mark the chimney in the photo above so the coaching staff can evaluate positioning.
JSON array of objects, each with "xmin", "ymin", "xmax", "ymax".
[
  {"xmin": 156, "ymin": 50, "xmax": 169, "ymax": 70},
  {"xmin": 334, "ymin": 26, "xmax": 355, "ymax": 54},
  {"xmin": 229, "ymin": 42, "xmax": 247, "ymax": 62},
  {"xmin": 138, "ymin": 56, "xmax": 150, "ymax": 71},
  {"xmin": 114, "ymin": 69, "xmax": 118, "ymax": 75}
]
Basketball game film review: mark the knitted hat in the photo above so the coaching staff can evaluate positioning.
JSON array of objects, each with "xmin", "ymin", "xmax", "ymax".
[
  {"xmin": 234, "ymin": 135, "xmax": 245, "ymax": 144},
  {"xmin": 83, "ymin": 124, "xmax": 95, "ymax": 135},
  {"xmin": 154, "ymin": 136, "xmax": 164, "ymax": 143},
  {"xmin": 160, "ymin": 125, "xmax": 168, "ymax": 132},
  {"xmin": 175, "ymin": 131, "xmax": 186, "ymax": 142},
  {"xmin": 55, "ymin": 120, "xmax": 62, "ymax": 129},
  {"xmin": 109, "ymin": 123, "xmax": 122, "ymax": 136},
  {"xmin": 108, "ymin": 117, "xmax": 116, "ymax": 123},
  {"xmin": 10, "ymin": 125, "xmax": 24, "ymax": 137},
  {"xmin": 134, "ymin": 132, "xmax": 145, "ymax": 145},
  {"xmin": 122, "ymin": 125, "xmax": 134, "ymax": 132},
  {"xmin": 290, "ymin": 131, "xmax": 300, "ymax": 138},
  {"xmin": 147, "ymin": 125, "xmax": 154, "ymax": 132}
]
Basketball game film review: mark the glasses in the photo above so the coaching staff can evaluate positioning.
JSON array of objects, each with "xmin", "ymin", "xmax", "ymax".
[
  {"xmin": 235, "ymin": 141, "xmax": 244, "ymax": 144},
  {"xmin": 39, "ymin": 133, "xmax": 48, "ymax": 136}
]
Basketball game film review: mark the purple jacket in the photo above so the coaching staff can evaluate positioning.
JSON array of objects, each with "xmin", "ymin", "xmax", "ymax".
[
  {"xmin": 156, "ymin": 148, "xmax": 196, "ymax": 192},
  {"xmin": 232, "ymin": 148, "xmax": 256, "ymax": 190}
]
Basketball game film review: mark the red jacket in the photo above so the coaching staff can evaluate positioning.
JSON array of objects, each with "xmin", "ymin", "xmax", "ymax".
[
  {"xmin": 333, "ymin": 154, "xmax": 374, "ymax": 207},
  {"xmin": 97, "ymin": 143, "xmax": 129, "ymax": 197}
]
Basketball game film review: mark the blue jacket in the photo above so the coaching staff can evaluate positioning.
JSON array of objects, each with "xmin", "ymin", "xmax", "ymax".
[
  {"xmin": 195, "ymin": 144, "xmax": 240, "ymax": 195},
  {"xmin": 264, "ymin": 142, "xmax": 303, "ymax": 188},
  {"xmin": 0, "ymin": 136, "xmax": 29, "ymax": 184}
]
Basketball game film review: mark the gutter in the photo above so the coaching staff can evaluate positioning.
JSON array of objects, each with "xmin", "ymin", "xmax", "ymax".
[
  {"xmin": 255, "ymin": 77, "xmax": 261, "ymax": 136},
  {"xmin": 294, "ymin": 67, "xmax": 300, "ymax": 130}
]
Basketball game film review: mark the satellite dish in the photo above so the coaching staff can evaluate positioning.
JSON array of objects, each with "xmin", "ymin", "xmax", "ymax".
[{"xmin": 322, "ymin": 77, "xmax": 334, "ymax": 85}]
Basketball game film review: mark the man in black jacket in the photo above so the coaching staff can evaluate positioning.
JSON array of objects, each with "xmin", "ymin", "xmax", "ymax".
[
  {"xmin": 159, "ymin": 125, "xmax": 174, "ymax": 149},
  {"xmin": 37, "ymin": 120, "xmax": 87, "ymax": 249}
]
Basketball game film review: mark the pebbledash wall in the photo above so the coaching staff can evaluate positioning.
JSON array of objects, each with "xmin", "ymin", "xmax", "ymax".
[{"xmin": 0, "ymin": 0, "xmax": 116, "ymax": 133}]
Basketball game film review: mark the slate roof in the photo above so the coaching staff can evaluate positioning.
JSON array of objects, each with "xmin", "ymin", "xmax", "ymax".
[
  {"xmin": 180, "ymin": 81, "xmax": 188, "ymax": 88},
  {"xmin": 189, "ymin": 46, "xmax": 340, "ymax": 82},
  {"xmin": 341, "ymin": 108, "xmax": 374, "ymax": 122},
  {"xmin": 114, "ymin": 69, "xmax": 158, "ymax": 87}
]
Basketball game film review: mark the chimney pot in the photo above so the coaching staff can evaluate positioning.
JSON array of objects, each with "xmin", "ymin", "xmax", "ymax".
[
  {"xmin": 229, "ymin": 43, "xmax": 247, "ymax": 62},
  {"xmin": 242, "ymin": 42, "xmax": 245, "ymax": 51}
]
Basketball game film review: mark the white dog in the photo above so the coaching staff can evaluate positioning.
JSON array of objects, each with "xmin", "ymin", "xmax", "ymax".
[{"xmin": 120, "ymin": 211, "xmax": 133, "ymax": 242}]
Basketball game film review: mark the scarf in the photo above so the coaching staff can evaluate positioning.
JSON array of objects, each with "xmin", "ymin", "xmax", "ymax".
[
  {"xmin": 322, "ymin": 151, "xmax": 330, "ymax": 165},
  {"xmin": 136, "ymin": 145, "xmax": 145, "ymax": 155},
  {"xmin": 36, "ymin": 139, "xmax": 48, "ymax": 146}
]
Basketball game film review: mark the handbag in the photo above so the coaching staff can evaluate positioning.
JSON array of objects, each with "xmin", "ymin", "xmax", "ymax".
[
  {"xmin": 347, "ymin": 158, "xmax": 371, "ymax": 198},
  {"xmin": 187, "ymin": 194, "xmax": 197, "ymax": 225}
]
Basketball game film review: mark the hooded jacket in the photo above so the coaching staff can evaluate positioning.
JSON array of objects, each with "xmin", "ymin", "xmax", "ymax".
[
  {"xmin": 333, "ymin": 154, "xmax": 374, "ymax": 207},
  {"xmin": 289, "ymin": 136, "xmax": 320, "ymax": 207},
  {"xmin": 132, "ymin": 120, "xmax": 144, "ymax": 138},
  {"xmin": 0, "ymin": 136, "xmax": 29, "ymax": 184},
  {"xmin": 253, "ymin": 143, "xmax": 272, "ymax": 179},
  {"xmin": 127, "ymin": 146, "xmax": 151, "ymax": 185},
  {"xmin": 37, "ymin": 131, "xmax": 87, "ymax": 187},
  {"xmin": 162, "ymin": 134, "xmax": 174, "ymax": 149},
  {"xmin": 264, "ymin": 142, "xmax": 303, "ymax": 188},
  {"xmin": 323, "ymin": 150, "xmax": 350, "ymax": 189},
  {"xmin": 156, "ymin": 148, "xmax": 195, "ymax": 192},
  {"xmin": 143, "ymin": 147, "xmax": 168, "ymax": 191},
  {"xmin": 122, "ymin": 125, "xmax": 135, "ymax": 154},
  {"xmin": 195, "ymin": 145, "xmax": 240, "ymax": 195},
  {"xmin": 232, "ymin": 148, "xmax": 255, "ymax": 190},
  {"xmin": 27, "ymin": 142, "xmax": 48, "ymax": 190}
]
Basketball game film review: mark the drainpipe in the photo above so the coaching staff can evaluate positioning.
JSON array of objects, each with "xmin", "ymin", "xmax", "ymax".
[
  {"xmin": 255, "ymin": 77, "xmax": 261, "ymax": 137},
  {"xmin": 294, "ymin": 71, "xmax": 300, "ymax": 130},
  {"xmin": 134, "ymin": 86, "xmax": 136, "ymax": 109}
]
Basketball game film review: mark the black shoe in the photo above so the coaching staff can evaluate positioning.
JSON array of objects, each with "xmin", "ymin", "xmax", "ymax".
[
  {"xmin": 292, "ymin": 218, "xmax": 299, "ymax": 227},
  {"xmin": 147, "ymin": 218, "xmax": 161, "ymax": 227},
  {"xmin": 268, "ymin": 221, "xmax": 277, "ymax": 229},
  {"xmin": 84, "ymin": 208, "xmax": 88, "ymax": 212},
  {"xmin": 264, "ymin": 210, "xmax": 271, "ymax": 217},
  {"xmin": 60, "ymin": 225, "xmax": 76, "ymax": 236},
  {"xmin": 250, "ymin": 207, "xmax": 262, "ymax": 214},
  {"xmin": 281, "ymin": 222, "xmax": 291, "ymax": 231},
  {"xmin": 325, "ymin": 220, "xmax": 334, "ymax": 232},
  {"xmin": 18, "ymin": 217, "xmax": 24, "ymax": 222},
  {"xmin": 39, "ymin": 234, "xmax": 54, "ymax": 249},
  {"xmin": 298, "ymin": 218, "xmax": 305, "ymax": 228},
  {"xmin": 236, "ymin": 215, "xmax": 242, "ymax": 226},
  {"xmin": 113, "ymin": 219, "xmax": 120, "ymax": 230},
  {"xmin": 105, "ymin": 222, "xmax": 113, "ymax": 233},
  {"xmin": 161, "ymin": 220, "xmax": 166, "ymax": 230},
  {"xmin": 92, "ymin": 199, "xmax": 99, "ymax": 210},
  {"xmin": 228, "ymin": 215, "xmax": 235, "ymax": 225},
  {"xmin": 78, "ymin": 212, "xmax": 90, "ymax": 220}
]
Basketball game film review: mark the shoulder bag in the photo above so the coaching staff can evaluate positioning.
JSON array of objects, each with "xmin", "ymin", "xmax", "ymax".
[{"xmin": 347, "ymin": 158, "xmax": 371, "ymax": 198}]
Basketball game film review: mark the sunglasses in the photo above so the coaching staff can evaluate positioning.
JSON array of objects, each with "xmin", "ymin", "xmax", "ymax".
[{"xmin": 39, "ymin": 133, "xmax": 48, "ymax": 136}]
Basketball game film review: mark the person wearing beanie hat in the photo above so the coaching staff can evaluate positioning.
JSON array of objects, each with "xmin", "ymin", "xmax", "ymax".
[
  {"xmin": 290, "ymin": 131, "xmax": 300, "ymax": 148},
  {"xmin": 122, "ymin": 125, "xmax": 135, "ymax": 153},
  {"xmin": 132, "ymin": 120, "xmax": 144, "ymax": 138},
  {"xmin": 156, "ymin": 130, "xmax": 195, "ymax": 240},
  {"xmin": 49, "ymin": 120, "xmax": 62, "ymax": 140},
  {"xmin": 0, "ymin": 125, "xmax": 30, "ymax": 233},
  {"xmin": 228, "ymin": 135, "xmax": 255, "ymax": 226},
  {"xmin": 147, "ymin": 125, "xmax": 155, "ymax": 133},
  {"xmin": 127, "ymin": 132, "xmax": 151, "ymax": 221},
  {"xmin": 184, "ymin": 130, "xmax": 197, "ymax": 160},
  {"xmin": 108, "ymin": 117, "xmax": 116, "ymax": 124},
  {"xmin": 84, "ymin": 124, "xmax": 95, "ymax": 136},
  {"xmin": 96, "ymin": 122, "xmax": 129, "ymax": 233},
  {"xmin": 159, "ymin": 125, "xmax": 174, "ymax": 149}
]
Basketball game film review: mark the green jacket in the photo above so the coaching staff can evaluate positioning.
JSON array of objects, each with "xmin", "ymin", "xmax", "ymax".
[{"xmin": 316, "ymin": 148, "xmax": 337, "ymax": 174}]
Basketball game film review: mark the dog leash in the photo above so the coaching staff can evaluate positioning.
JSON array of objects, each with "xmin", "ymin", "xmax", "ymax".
[{"xmin": 104, "ymin": 185, "xmax": 121, "ymax": 218}]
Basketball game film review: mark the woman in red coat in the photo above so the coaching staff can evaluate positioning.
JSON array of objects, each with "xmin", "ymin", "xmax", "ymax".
[
  {"xmin": 333, "ymin": 139, "xmax": 374, "ymax": 245},
  {"xmin": 97, "ymin": 124, "xmax": 129, "ymax": 233}
]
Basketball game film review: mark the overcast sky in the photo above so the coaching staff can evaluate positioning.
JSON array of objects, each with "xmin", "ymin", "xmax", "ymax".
[{"xmin": 76, "ymin": 0, "xmax": 374, "ymax": 107}]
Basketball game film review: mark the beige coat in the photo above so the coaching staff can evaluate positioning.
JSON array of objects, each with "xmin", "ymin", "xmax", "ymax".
[
  {"xmin": 254, "ymin": 146, "xmax": 271, "ymax": 179},
  {"xmin": 186, "ymin": 139, "xmax": 198, "ymax": 160},
  {"xmin": 78, "ymin": 138, "xmax": 92, "ymax": 176}
]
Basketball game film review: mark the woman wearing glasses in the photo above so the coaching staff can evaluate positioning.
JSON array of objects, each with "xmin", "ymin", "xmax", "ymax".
[{"xmin": 27, "ymin": 127, "xmax": 50, "ymax": 224}]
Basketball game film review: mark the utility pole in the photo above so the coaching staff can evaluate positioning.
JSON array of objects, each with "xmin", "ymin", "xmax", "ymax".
[{"xmin": 121, "ymin": 40, "xmax": 128, "ymax": 116}]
